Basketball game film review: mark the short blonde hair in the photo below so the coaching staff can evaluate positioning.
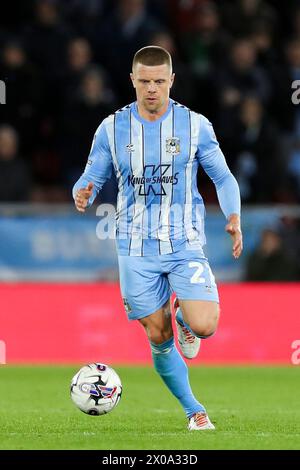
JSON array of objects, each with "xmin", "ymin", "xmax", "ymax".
[{"xmin": 132, "ymin": 46, "xmax": 172, "ymax": 71}]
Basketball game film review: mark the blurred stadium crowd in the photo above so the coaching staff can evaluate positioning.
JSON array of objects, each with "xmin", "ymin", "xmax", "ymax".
[
  {"xmin": 1, "ymin": 0, "xmax": 300, "ymax": 203},
  {"xmin": 0, "ymin": 0, "xmax": 300, "ymax": 280}
]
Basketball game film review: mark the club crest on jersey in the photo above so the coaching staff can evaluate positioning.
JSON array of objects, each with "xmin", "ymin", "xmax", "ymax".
[
  {"xmin": 126, "ymin": 143, "xmax": 135, "ymax": 153},
  {"xmin": 166, "ymin": 137, "xmax": 180, "ymax": 155}
]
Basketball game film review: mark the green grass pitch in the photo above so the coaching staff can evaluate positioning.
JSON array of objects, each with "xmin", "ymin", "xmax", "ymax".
[{"xmin": 0, "ymin": 365, "xmax": 299, "ymax": 450}]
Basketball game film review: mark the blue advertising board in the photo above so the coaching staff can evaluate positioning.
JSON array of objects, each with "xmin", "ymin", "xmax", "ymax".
[{"xmin": 0, "ymin": 206, "xmax": 281, "ymax": 281}]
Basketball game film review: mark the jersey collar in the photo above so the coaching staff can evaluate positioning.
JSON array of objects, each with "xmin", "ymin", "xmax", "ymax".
[{"xmin": 131, "ymin": 99, "xmax": 173, "ymax": 125}]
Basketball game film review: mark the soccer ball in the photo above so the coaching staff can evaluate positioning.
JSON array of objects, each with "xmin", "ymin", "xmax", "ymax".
[{"xmin": 70, "ymin": 363, "xmax": 122, "ymax": 416}]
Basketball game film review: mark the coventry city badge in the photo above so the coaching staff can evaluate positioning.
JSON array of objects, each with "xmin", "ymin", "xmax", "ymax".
[{"xmin": 166, "ymin": 137, "xmax": 180, "ymax": 155}]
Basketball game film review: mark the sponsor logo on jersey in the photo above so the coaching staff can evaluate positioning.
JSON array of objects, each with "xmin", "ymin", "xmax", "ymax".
[{"xmin": 128, "ymin": 164, "xmax": 179, "ymax": 196}]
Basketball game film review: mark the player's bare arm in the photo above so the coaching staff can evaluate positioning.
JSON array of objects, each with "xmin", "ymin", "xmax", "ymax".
[
  {"xmin": 225, "ymin": 213, "xmax": 243, "ymax": 259},
  {"xmin": 74, "ymin": 182, "xmax": 94, "ymax": 213}
]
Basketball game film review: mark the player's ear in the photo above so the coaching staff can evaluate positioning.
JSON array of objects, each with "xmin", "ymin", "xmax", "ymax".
[
  {"xmin": 170, "ymin": 73, "xmax": 175, "ymax": 89},
  {"xmin": 130, "ymin": 73, "xmax": 136, "ymax": 88}
]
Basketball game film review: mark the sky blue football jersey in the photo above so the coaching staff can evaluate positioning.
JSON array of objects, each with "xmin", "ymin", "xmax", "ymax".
[{"xmin": 73, "ymin": 99, "xmax": 240, "ymax": 256}]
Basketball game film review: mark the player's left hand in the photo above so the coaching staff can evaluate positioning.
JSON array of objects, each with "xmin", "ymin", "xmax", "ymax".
[{"xmin": 225, "ymin": 214, "xmax": 243, "ymax": 259}]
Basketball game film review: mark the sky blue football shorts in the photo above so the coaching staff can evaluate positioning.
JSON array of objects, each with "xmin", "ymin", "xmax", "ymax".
[{"xmin": 118, "ymin": 248, "xmax": 219, "ymax": 320}]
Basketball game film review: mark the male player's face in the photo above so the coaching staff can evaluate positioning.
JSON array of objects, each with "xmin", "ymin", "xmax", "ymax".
[{"xmin": 130, "ymin": 62, "xmax": 174, "ymax": 116}]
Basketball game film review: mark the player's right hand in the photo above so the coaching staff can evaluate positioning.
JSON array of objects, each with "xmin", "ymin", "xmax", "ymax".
[
  {"xmin": 225, "ymin": 213, "xmax": 243, "ymax": 259},
  {"xmin": 75, "ymin": 182, "xmax": 94, "ymax": 213}
]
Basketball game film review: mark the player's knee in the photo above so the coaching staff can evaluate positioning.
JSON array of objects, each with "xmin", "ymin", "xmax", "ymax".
[
  {"xmin": 190, "ymin": 323, "xmax": 216, "ymax": 338},
  {"xmin": 189, "ymin": 311, "xmax": 219, "ymax": 338},
  {"xmin": 139, "ymin": 301, "xmax": 173, "ymax": 344},
  {"xmin": 194, "ymin": 323, "xmax": 217, "ymax": 338}
]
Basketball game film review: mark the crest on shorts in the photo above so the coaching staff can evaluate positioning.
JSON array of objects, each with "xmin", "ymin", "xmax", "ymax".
[
  {"xmin": 166, "ymin": 137, "xmax": 180, "ymax": 155},
  {"xmin": 122, "ymin": 298, "xmax": 132, "ymax": 315}
]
